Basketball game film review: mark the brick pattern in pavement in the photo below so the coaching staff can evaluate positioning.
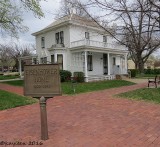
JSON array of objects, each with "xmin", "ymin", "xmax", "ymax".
[{"xmin": 1, "ymin": 82, "xmax": 160, "ymax": 146}]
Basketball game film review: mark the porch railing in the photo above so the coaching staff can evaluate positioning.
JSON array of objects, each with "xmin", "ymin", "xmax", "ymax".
[{"xmin": 70, "ymin": 39, "xmax": 127, "ymax": 50}]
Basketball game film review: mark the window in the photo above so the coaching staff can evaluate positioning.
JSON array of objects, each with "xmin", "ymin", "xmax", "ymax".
[
  {"xmin": 51, "ymin": 55, "xmax": 54, "ymax": 63},
  {"xmin": 41, "ymin": 37, "xmax": 45, "ymax": 48},
  {"xmin": 60, "ymin": 31, "xmax": 64, "ymax": 44},
  {"xmin": 57, "ymin": 54, "xmax": 63, "ymax": 70},
  {"xmin": 55, "ymin": 32, "xmax": 59, "ymax": 44},
  {"xmin": 33, "ymin": 58, "xmax": 37, "ymax": 64},
  {"xmin": 103, "ymin": 36, "xmax": 107, "ymax": 43},
  {"xmin": 85, "ymin": 32, "xmax": 90, "ymax": 39},
  {"xmin": 41, "ymin": 57, "xmax": 47, "ymax": 64},
  {"xmin": 55, "ymin": 31, "xmax": 64, "ymax": 44},
  {"xmin": 87, "ymin": 55, "xmax": 93, "ymax": 71},
  {"xmin": 113, "ymin": 57, "xmax": 116, "ymax": 65}
]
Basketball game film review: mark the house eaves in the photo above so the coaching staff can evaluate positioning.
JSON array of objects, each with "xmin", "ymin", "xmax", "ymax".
[
  {"xmin": 32, "ymin": 20, "xmax": 70, "ymax": 36},
  {"xmin": 32, "ymin": 14, "xmax": 111, "ymax": 36},
  {"xmin": 70, "ymin": 21, "xmax": 105, "ymax": 33},
  {"xmin": 32, "ymin": 20, "xmax": 105, "ymax": 36},
  {"xmin": 69, "ymin": 45, "xmax": 128, "ymax": 54}
]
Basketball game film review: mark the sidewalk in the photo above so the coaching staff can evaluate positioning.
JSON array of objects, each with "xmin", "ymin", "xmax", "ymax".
[
  {"xmin": 124, "ymin": 78, "xmax": 147, "ymax": 84},
  {"xmin": 1, "ymin": 82, "xmax": 160, "ymax": 146},
  {"xmin": 0, "ymin": 78, "xmax": 22, "ymax": 82}
]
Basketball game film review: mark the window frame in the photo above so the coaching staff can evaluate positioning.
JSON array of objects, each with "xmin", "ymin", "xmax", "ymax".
[
  {"xmin": 51, "ymin": 55, "xmax": 54, "ymax": 63},
  {"xmin": 57, "ymin": 54, "xmax": 63, "ymax": 70},
  {"xmin": 113, "ymin": 57, "xmax": 116, "ymax": 65},
  {"xmin": 60, "ymin": 31, "xmax": 64, "ymax": 44},
  {"xmin": 41, "ymin": 57, "xmax": 47, "ymax": 64},
  {"xmin": 85, "ymin": 32, "xmax": 90, "ymax": 40},
  {"xmin": 103, "ymin": 35, "xmax": 107, "ymax": 43},
  {"xmin": 41, "ymin": 37, "xmax": 45, "ymax": 48},
  {"xmin": 55, "ymin": 32, "xmax": 59, "ymax": 44},
  {"xmin": 87, "ymin": 54, "xmax": 93, "ymax": 71}
]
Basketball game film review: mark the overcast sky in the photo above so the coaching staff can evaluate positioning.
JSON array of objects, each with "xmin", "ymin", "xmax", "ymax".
[{"xmin": 0, "ymin": 0, "xmax": 61, "ymax": 45}]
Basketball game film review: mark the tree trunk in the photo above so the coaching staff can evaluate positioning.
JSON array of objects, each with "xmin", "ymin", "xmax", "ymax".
[
  {"xmin": 135, "ymin": 62, "xmax": 138, "ymax": 70},
  {"xmin": 137, "ymin": 60, "xmax": 144, "ymax": 73},
  {"xmin": 1, "ymin": 65, "xmax": 4, "ymax": 73}
]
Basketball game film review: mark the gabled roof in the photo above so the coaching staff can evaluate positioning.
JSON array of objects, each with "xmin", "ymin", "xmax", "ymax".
[{"xmin": 32, "ymin": 14, "xmax": 102, "ymax": 36}]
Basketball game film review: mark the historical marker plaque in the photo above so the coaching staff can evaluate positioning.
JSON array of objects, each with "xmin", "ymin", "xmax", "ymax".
[{"xmin": 24, "ymin": 64, "xmax": 61, "ymax": 98}]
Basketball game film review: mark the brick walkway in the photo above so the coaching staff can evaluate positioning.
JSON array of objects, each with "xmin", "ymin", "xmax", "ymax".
[{"xmin": 1, "ymin": 82, "xmax": 160, "ymax": 146}]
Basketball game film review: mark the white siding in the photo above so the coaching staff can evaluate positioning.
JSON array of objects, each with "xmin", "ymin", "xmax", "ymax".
[
  {"xmin": 88, "ymin": 53, "xmax": 103, "ymax": 76},
  {"xmin": 69, "ymin": 25, "xmax": 110, "ymax": 44},
  {"xmin": 70, "ymin": 25, "xmax": 86, "ymax": 43},
  {"xmin": 70, "ymin": 52, "xmax": 83, "ymax": 74}
]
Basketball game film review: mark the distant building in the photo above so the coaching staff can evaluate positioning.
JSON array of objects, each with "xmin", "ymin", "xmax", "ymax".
[{"xmin": 128, "ymin": 59, "xmax": 155, "ymax": 70}]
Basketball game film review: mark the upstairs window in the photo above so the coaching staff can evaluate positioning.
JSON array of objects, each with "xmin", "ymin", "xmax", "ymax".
[
  {"xmin": 55, "ymin": 32, "xmax": 59, "ymax": 44},
  {"xmin": 41, "ymin": 37, "xmax": 45, "ymax": 48},
  {"xmin": 87, "ymin": 55, "xmax": 93, "ymax": 71},
  {"xmin": 103, "ymin": 36, "xmax": 107, "ymax": 43},
  {"xmin": 55, "ymin": 31, "xmax": 64, "ymax": 44},
  {"xmin": 60, "ymin": 31, "xmax": 64, "ymax": 44},
  {"xmin": 85, "ymin": 32, "xmax": 90, "ymax": 40}
]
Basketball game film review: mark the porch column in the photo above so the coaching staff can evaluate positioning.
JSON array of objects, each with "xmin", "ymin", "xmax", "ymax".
[
  {"xmin": 84, "ymin": 51, "xmax": 88, "ymax": 82},
  {"xmin": 18, "ymin": 58, "xmax": 22, "ymax": 78},
  {"xmin": 124, "ymin": 54, "xmax": 128, "ymax": 74},
  {"xmin": 108, "ymin": 53, "xmax": 110, "ymax": 75},
  {"xmin": 54, "ymin": 54, "xmax": 57, "ymax": 63}
]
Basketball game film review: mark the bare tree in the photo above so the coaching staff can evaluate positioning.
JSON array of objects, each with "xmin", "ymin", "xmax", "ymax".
[
  {"xmin": 0, "ymin": 44, "xmax": 13, "ymax": 72},
  {"xmin": 55, "ymin": 0, "xmax": 89, "ymax": 19},
  {"xmin": 9, "ymin": 44, "xmax": 33, "ymax": 70},
  {"xmin": 148, "ymin": 0, "xmax": 160, "ymax": 27},
  {"xmin": 0, "ymin": 43, "xmax": 34, "ymax": 72},
  {"xmin": 69, "ymin": 0, "xmax": 160, "ymax": 73}
]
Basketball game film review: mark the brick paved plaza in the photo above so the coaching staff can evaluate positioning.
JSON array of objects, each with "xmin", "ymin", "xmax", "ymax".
[{"xmin": 0, "ymin": 82, "xmax": 160, "ymax": 146}]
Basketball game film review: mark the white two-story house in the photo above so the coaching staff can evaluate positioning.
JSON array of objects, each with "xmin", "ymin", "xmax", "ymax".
[{"xmin": 32, "ymin": 14, "xmax": 128, "ymax": 82}]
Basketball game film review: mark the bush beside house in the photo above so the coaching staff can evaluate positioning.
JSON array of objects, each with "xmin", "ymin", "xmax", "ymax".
[
  {"xmin": 73, "ymin": 72, "xmax": 85, "ymax": 83},
  {"xmin": 60, "ymin": 70, "xmax": 72, "ymax": 82}
]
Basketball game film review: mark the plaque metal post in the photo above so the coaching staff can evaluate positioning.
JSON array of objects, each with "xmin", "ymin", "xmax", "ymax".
[
  {"xmin": 40, "ymin": 96, "xmax": 48, "ymax": 140},
  {"xmin": 24, "ymin": 64, "xmax": 61, "ymax": 140}
]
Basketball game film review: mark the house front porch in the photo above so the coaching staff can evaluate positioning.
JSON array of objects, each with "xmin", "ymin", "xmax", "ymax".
[{"xmin": 69, "ymin": 48, "xmax": 128, "ymax": 82}]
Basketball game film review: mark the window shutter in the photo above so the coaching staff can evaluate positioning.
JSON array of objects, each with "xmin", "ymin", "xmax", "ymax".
[
  {"xmin": 87, "ymin": 55, "xmax": 93, "ymax": 71},
  {"xmin": 41, "ymin": 37, "xmax": 45, "ymax": 48},
  {"xmin": 55, "ymin": 32, "xmax": 59, "ymax": 44},
  {"xmin": 103, "ymin": 36, "xmax": 107, "ymax": 42},
  {"xmin": 60, "ymin": 31, "xmax": 64, "ymax": 44},
  {"xmin": 85, "ymin": 32, "xmax": 89, "ymax": 39}
]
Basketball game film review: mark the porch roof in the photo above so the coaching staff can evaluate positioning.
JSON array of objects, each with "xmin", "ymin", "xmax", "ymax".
[{"xmin": 69, "ymin": 46, "xmax": 128, "ymax": 55}]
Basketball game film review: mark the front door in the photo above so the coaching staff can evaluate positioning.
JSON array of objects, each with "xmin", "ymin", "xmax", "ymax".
[{"xmin": 103, "ymin": 54, "xmax": 108, "ymax": 75}]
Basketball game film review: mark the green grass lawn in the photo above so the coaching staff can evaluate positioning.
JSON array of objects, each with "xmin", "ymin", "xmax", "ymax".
[
  {"xmin": 0, "ymin": 90, "xmax": 37, "ymax": 110},
  {"xmin": 4, "ymin": 80, "xmax": 23, "ymax": 86},
  {"xmin": 3, "ymin": 80, "xmax": 135, "ymax": 95},
  {"xmin": 118, "ymin": 88, "xmax": 160, "ymax": 104},
  {"xmin": 0, "ymin": 75, "xmax": 19, "ymax": 80},
  {"xmin": 62, "ymin": 80, "xmax": 135, "ymax": 94}
]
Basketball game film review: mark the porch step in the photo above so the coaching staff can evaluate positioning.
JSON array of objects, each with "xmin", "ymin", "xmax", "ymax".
[{"xmin": 87, "ymin": 75, "xmax": 115, "ymax": 82}]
